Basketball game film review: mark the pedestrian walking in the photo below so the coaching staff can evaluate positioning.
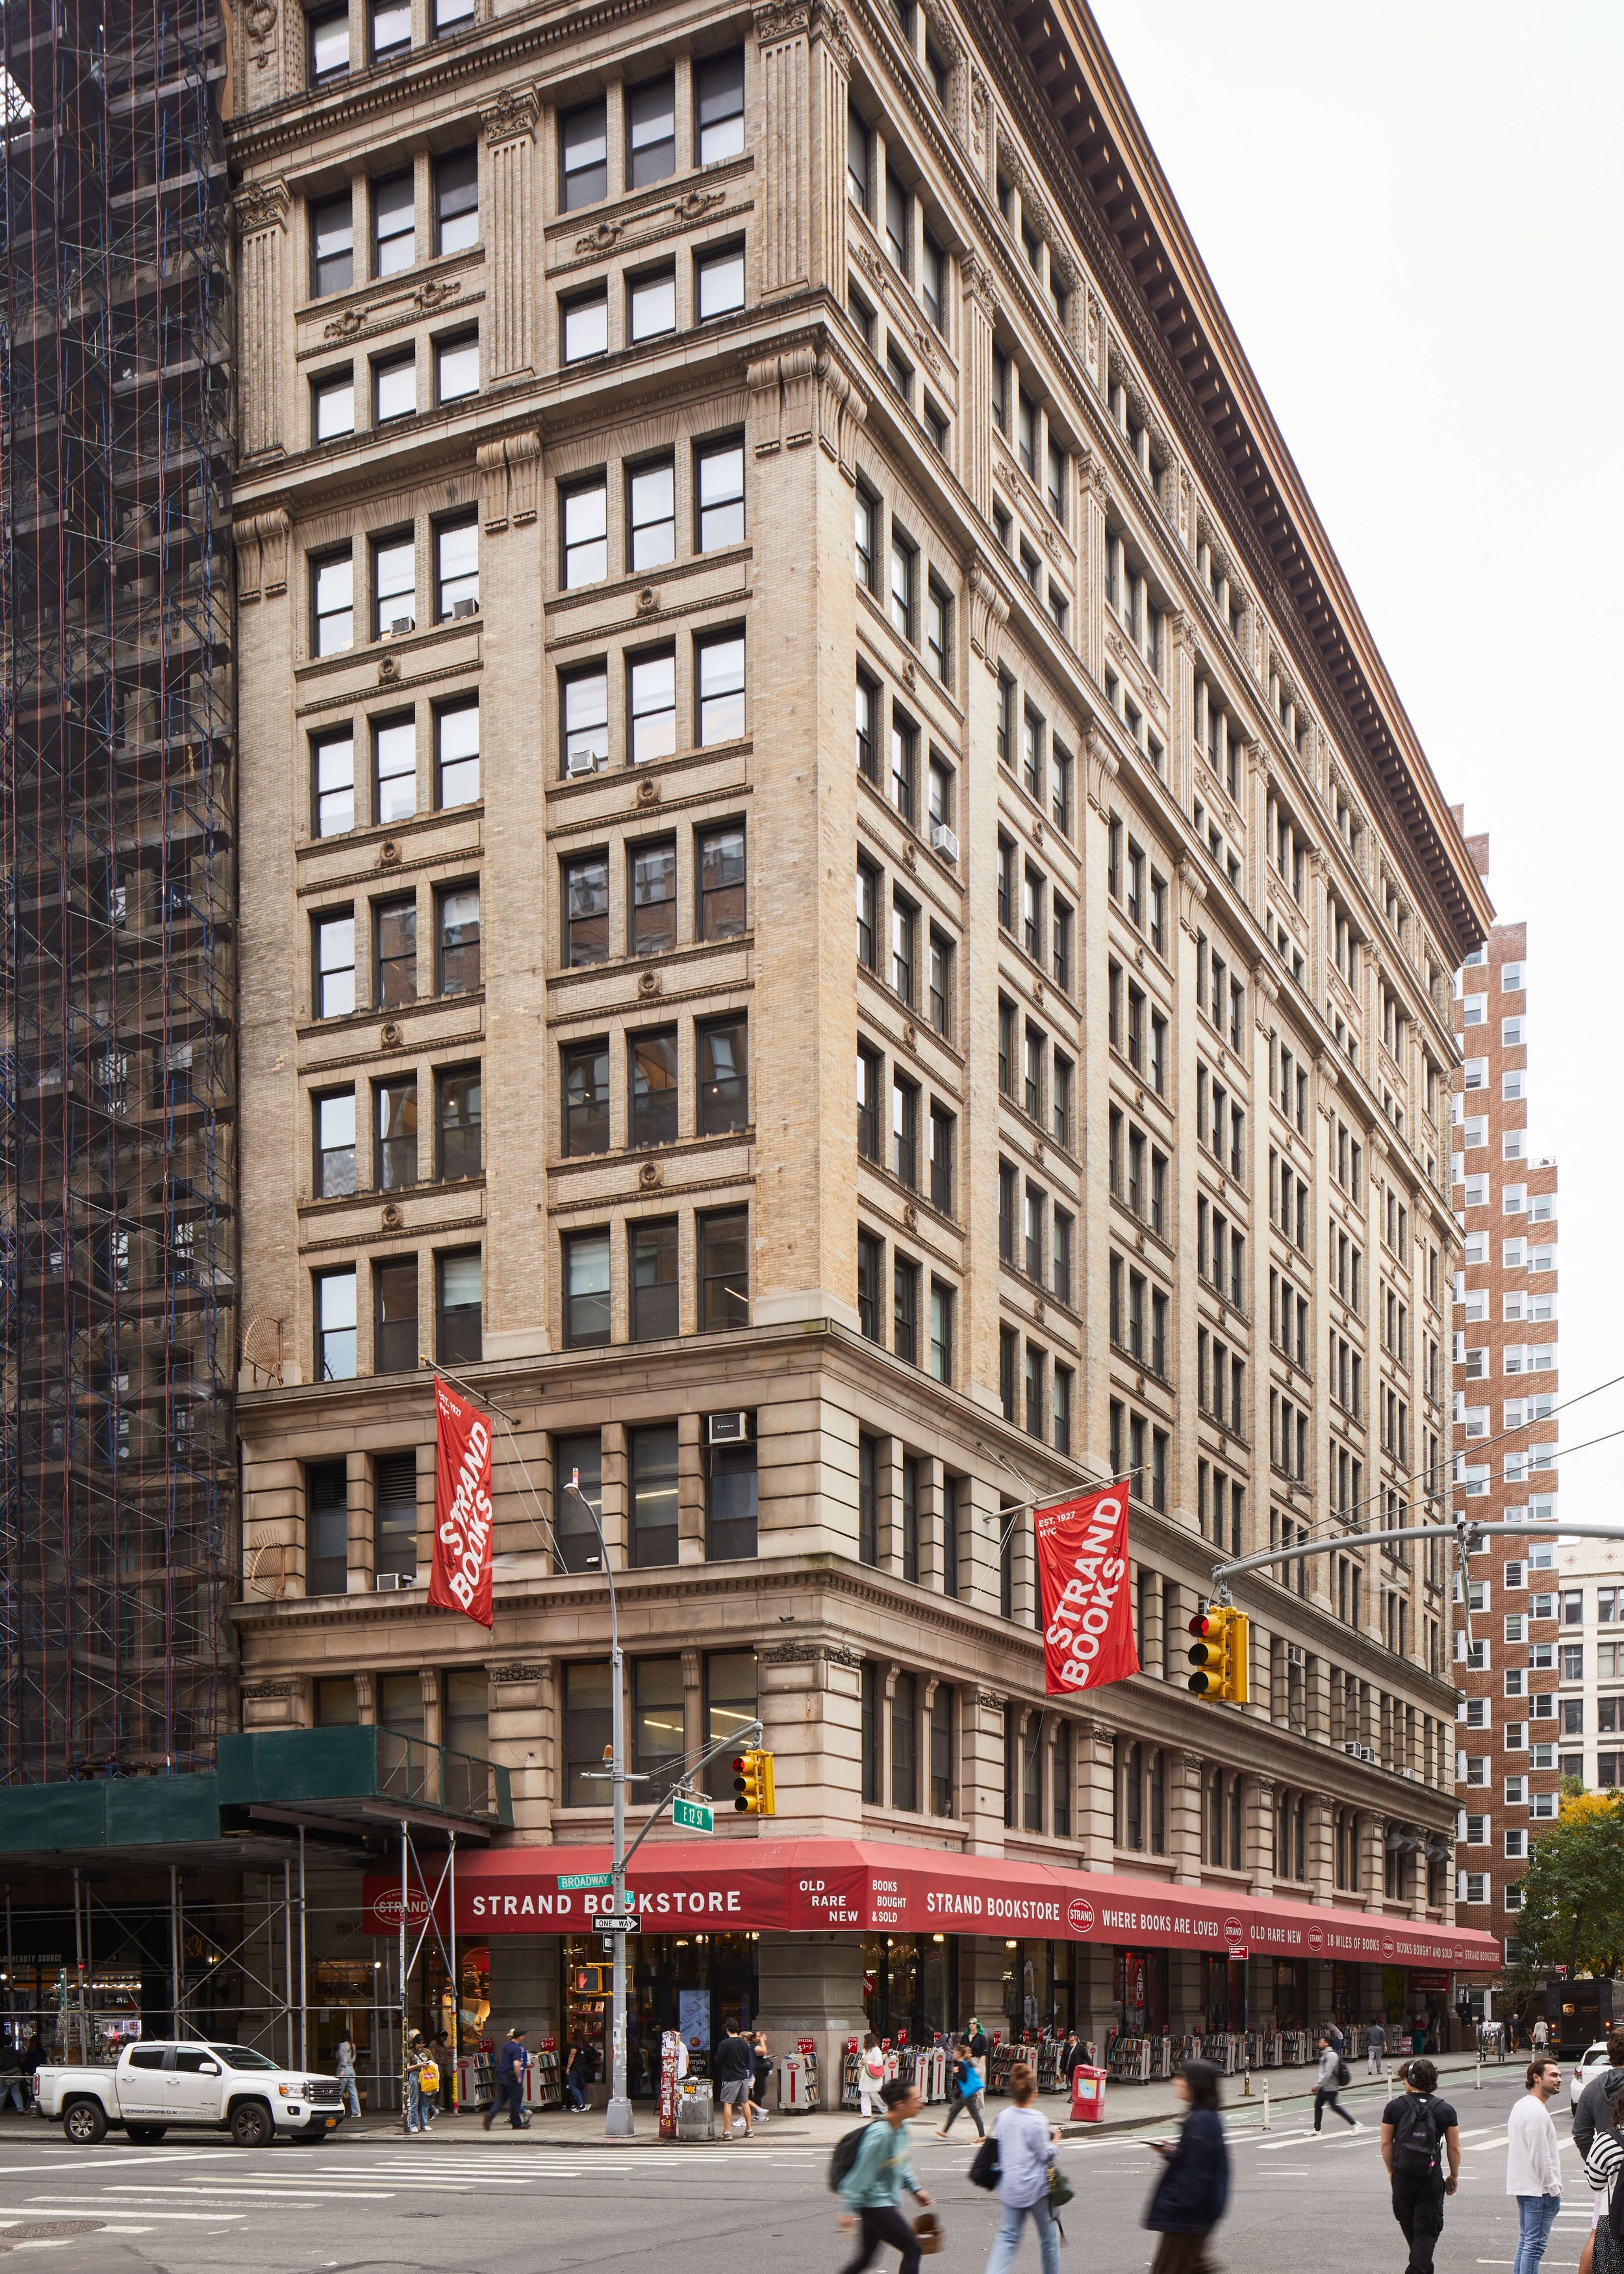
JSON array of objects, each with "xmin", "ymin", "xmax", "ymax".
[
  {"xmin": 1143, "ymin": 2059, "xmax": 1229, "ymax": 2274},
  {"xmin": 1573, "ymin": 2034, "xmax": 1624, "ymax": 2164},
  {"xmin": 937, "ymin": 2039, "xmax": 986, "ymax": 2140},
  {"xmin": 0, "ymin": 2038, "xmax": 26, "ymax": 2116},
  {"xmin": 965, "ymin": 2017, "xmax": 989, "ymax": 2064},
  {"xmin": 403, "ymin": 2029, "xmax": 433, "ymax": 2134},
  {"xmin": 561, "ymin": 2039, "xmax": 592, "ymax": 2114},
  {"xmin": 1058, "ymin": 2029, "xmax": 1084, "ymax": 2088},
  {"xmin": 750, "ymin": 2031, "xmax": 773, "ymax": 2127},
  {"xmin": 982, "ymin": 2059, "xmax": 1061, "ymax": 2274},
  {"xmin": 1380, "ymin": 2056, "xmax": 1461, "ymax": 2274},
  {"xmin": 715, "ymin": 2017, "xmax": 757, "ymax": 2139},
  {"xmin": 1532, "ymin": 2017, "xmax": 1551, "ymax": 2056},
  {"xmin": 333, "ymin": 2032, "xmax": 362, "ymax": 2122},
  {"xmin": 1367, "ymin": 2017, "xmax": 1388, "ymax": 2077},
  {"xmin": 858, "ymin": 2032, "xmax": 889, "ymax": 2121},
  {"xmin": 484, "ymin": 2026, "xmax": 529, "ymax": 2130},
  {"xmin": 1580, "ymin": 2073, "xmax": 1624, "ymax": 2274},
  {"xmin": 1324, "ymin": 2018, "xmax": 1346, "ymax": 2056},
  {"xmin": 1313, "ymin": 2028, "xmax": 1359, "ymax": 2133},
  {"xmin": 836, "ymin": 2075, "xmax": 933, "ymax": 2274},
  {"xmin": 1507, "ymin": 2056, "xmax": 1564, "ymax": 2274}
]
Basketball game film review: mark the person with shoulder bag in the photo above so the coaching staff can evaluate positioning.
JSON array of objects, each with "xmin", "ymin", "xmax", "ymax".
[
  {"xmin": 1143, "ymin": 2059, "xmax": 1229, "ymax": 2274},
  {"xmin": 1381, "ymin": 2056, "xmax": 1462, "ymax": 2274},
  {"xmin": 835, "ymin": 2076, "xmax": 933, "ymax": 2274},
  {"xmin": 1579, "ymin": 2068, "xmax": 1624, "ymax": 2274},
  {"xmin": 937, "ymin": 2038, "xmax": 985, "ymax": 2141},
  {"xmin": 982, "ymin": 2061, "xmax": 1061, "ymax": 2274},
  {"xmin": 1313, "ymin": 2028, "xmax": 1360, "ymax": 2133},
  {"xmin": 858, "ymin": 2033, "xmax": 889, "ymax": 2121}
]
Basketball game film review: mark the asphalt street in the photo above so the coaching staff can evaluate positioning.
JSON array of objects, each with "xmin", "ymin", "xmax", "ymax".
[{"xmin": 0, "ymin": 2066, "xmax": 1584, "ymax": 2274}]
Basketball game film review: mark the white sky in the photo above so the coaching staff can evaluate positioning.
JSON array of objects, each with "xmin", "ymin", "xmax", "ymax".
[{"xmin": 1085, "ymin": 0, "xmax": 1624, "ymax": 1529}]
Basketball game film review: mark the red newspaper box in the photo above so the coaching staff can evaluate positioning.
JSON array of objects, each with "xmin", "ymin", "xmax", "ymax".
[{"xmin": 1069, "ymin": 2065, "xmax": 1106, "ymax": 2123}]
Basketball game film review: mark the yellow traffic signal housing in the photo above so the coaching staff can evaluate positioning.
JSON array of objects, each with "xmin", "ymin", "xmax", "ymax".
[
  {"xmin": 731, "ymin": 1748, "xmax": 776, "ymax": 1815},
  {"xmin": 1186, "ymin": 1607, "xmax": 1250, "ymax": 1704}
]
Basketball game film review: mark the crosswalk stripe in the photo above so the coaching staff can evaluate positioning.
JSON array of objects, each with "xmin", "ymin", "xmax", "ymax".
[{"xmin": 0, "ymin": 2205, "xmax": 245, "ymax": 2223}]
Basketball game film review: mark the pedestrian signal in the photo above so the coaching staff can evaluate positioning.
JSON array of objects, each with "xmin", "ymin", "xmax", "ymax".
[
  {"xmin": 731, "ymin": 1748, "xmax": 776, "ymax": 1816},
  {"xmin": 1186, "ymin": 1607, "xmax": 1249, "ymax": 1704}
]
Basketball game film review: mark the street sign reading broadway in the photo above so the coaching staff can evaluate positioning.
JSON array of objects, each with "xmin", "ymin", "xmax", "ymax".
[{"xmin": 672, "ymin": 1796, "xmax": 715, "ymax": 1833}]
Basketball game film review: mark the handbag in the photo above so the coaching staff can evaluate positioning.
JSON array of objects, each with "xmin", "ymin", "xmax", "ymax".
[
  {"xmin": 416, "ymin": 2060, "xmax": 440, "ymax": 2095},
  {"xmin": 1048, "ymin": 2166, "xmax": 1076, "ymax": 2210},
  {"xmin": 968, "ymin": 2137, "xmax": 1000, "ymax": 2191}
]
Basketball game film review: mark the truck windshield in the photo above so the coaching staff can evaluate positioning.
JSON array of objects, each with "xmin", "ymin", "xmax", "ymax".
[{"xmin": 209, "ymin": 2046, "xmax": 280, "ymax": 2071}]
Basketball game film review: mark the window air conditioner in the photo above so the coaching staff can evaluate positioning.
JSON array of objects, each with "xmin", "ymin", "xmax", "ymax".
[
  {"xmin": 1343, "ymin": 1741, "xmax": 1360, "ymax": 1756},
  {"xmin": 450, "ymin": 598, "xmax": 478, "ymax": 619},
  {"xmin": 565, "ymin": 749, "xmax": 603, "ymax": 778},
  {"xmin": 707, "ymin": 1411, "xmax": 752, "ymax": 1447},
  {"xmin": 386, "ymin": 615, "xmax": 416, "ymax": 638},
  {"xmin": 928, "ymin": 818, "xmax": 959, "ymax": 862},
  {"xmin": 375, "ymin": 1570, "xmax": 415, "ymax": 1591},
  {"xmin": 1358, "ymin": 1745, "xmax": 1377, "ymax": 1763}
]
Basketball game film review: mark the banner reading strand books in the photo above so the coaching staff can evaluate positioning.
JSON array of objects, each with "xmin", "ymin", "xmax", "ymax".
[
  {"xmin": 429, "ymin": 1376, "xmax": 494, "ymax": 1627},
  {"xmin": 1035, "ymin": 1480, "xmax": 1139, "ymax": 1696}
]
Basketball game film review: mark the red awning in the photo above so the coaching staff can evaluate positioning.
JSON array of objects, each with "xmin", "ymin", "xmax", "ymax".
[{"xmin": 363, "ymin": 1836, "xmax": 1499, "ymax": 1972}]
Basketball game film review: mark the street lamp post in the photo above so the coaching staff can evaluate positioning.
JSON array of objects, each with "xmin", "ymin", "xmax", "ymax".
[{"xmin": 566, "ymin": 1474, "xmax": 634, "ymax": 2138}]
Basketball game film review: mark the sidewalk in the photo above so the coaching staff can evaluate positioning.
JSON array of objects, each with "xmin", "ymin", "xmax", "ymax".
[{"xmin": 331, "ymin": 2049, "xmax": 1509, "ymax": 2149}]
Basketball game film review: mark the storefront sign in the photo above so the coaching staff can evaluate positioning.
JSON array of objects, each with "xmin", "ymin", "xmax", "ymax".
[
  {"xmin": 1035, "ymin": 1483, "xmax": 1139, "ymax": 1696},
  {"xmin": 359, "ymin": 1837, "xmax": 1500, "ymax": 1974},
  {"xmin": 428, "ymin": 1375, "xmax": 494, "ymax": 1627}
]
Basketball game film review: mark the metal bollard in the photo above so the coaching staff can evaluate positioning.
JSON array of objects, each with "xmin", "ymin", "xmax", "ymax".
[
  {"xmin": 1475, "ymin": 2052, "xmax": 1482, "ymax": 2092},
  {"xmin": 1261, "ymin": 2080, "xmax": 1270, "ymax": 2131}
]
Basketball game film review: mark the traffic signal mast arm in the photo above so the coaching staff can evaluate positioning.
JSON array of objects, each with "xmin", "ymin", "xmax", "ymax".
[
  {"xmin": 1205, "ymin": 1513, "xmax": 1624, "ymax": 1606},
  {"xmin": 616, "ymin": 1719, "xmax": 766, "ymax": 1880}
]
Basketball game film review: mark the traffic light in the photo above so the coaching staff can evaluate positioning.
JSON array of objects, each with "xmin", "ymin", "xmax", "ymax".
[
  {"xmin": 731, "ymin": 1748, "xmax": 776, "ymax": 1816},
  {"xmin": 1187, "ymin": 1607, "xmax": 1249, "ymax": 1704}
]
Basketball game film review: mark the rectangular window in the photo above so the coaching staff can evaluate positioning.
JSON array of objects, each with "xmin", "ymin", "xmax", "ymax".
[
  {"xmin": 627, "ymin": 74, "xmax": 676, "ymax": 188},
  {"xmin": 372, "ymin": 713, "xmax": 416, "ymax": 825},
  {"xmin": 696, "ymin": 242, "xmax": 745, "ymax": 321},
  {"xmin": 698, "ymin": 1016, "xmax": 748, "ymax": 1136},
  {"xmin": 310, "ymin": 191, "xmax": 354, "ymax": 295},
  {"xmin": 561, "ymin": 1040, "xmax": 610, "ymax": 1156},
  {"xmin": 562, "ymin": 476, "xmax": 607, "ymax": 589},
  {"xmin": 308, "ymin": 8, "xmax": 350, "ymax": 83},
  {"xmin": 375, "ymin": 1074, "xmax": 417, "ymax": 1189},
  {"xmin": 628, "ymin": 261, "xmax": 676, "ymax": 344},
  {"xmin": 628, "ymin": 456, "xmax": 676, "ymax": 569},
  {"xmin": 373, "ymin": 1450, "xmax": 418, "ymax": 1581},
  {"xmin": 372, "ymin": 530, "xmax": 416, "ymax": 639},
  {"xmin": 436, "ymin": 1247, "xmax": 481, "ymax": 1362},
  {"xmin": 847, "ymin": 101, "xmax": 870, "ymax": 212},
  {"xmin": 705, "ymin": 1648, "xmax": 757, "ymax": 1743},
  {"xmin": 307, "ymin": 1461, "xmax": 350, "ymax": 1598},
  {"xmin": 561, "ymin": 665, "xmax": 610, "ymax": 776},
  {"xmin": 312, "ymin": 548, "xmax": 354, "ymax": 656},
  {"xmin": 314, "ymin": 911, "xmax": 355, "ymax": 1018},
  {"xmin": 699, "ymin": 1207, "xmax": 748, "ymax": 1331},
  {"xmin": 629, "ymin": 1027, "xmax": 678, "ymax": 1149},
  {"xmin": 562, "ymin": 287, "xmax": 608, "ymax": 363},
  {"xmin": 695, "ymin": 49, "xmax": 746, "ymax": 164},
  {"xmin": 928, "ymin": 930, "xmax": 952, "ymax": 1038},
  {"xmin": 891, "ymin": 895, "xmax": 916, "ymax": 1005},
  {"xmin": 698, "ymin": 823, "xmax": 746, "ymax": 939},
  {"xmin": 856, "ymin": 859, "xmax": 878, "ymax": 971},
  {"xmin": 314, "ymin": 1088, "xmax": 357, "ymax": 1199},
  {"xmin": 696, "ymin": 437, "xmax": 745, "ymax": 550},
  {"xmin": 436, "ymin": 1065, "xmax": 481, "ymax": 1181},
  {"xmin": 930, "ymin": 1282, "xmax": 953, "ymax": 1386},
  {"xmin": 435, "ymin": 698, "xmax": 479, "ymax": 807},
  {"xmin": 563, "ymin": 1663, "xmax": 613, "ymax": 1804},
  {"xmin": 696, "ymin": 632, "xmax": 745, "ymax": 745},
  {"xmin": 707, "ymin": 1438, "xmax": 757, "ymax": 1562},
  {"xmin": 372, "ymin": 170, "xmax": 414, "ymax": 276},
  {"xmin": 894, "ymin": 1255, "xmax": 919, "ymax": 1366},
  {"xmin": 891, "ymin": 1670, "xmax": 919, "ymax": 1811},
  {"xmin": 371, "ymin": 0, "xmax": 410, "ymax": 61},
  {"xmin": 435, "ymin": 515, "xmax": 478, "ymax": 618},
  {"xmin": 889, "ymin": 708, "xmax": 917, "ymax": 823},
  {"xmin": 857, "ymin": 1229, "xmax": 883, "ymax": 1342},
  {"xmin": 561, "ymin": 97, "xmax": 608, "ymax": 209},
  {"xmin": 435, "ymin": 329, "xmax": 478, "ymax": 404},
  {"xmin": 631, "ymin": 1655, "xmax": 685, "ymax": 1786},
  {"xmin": 889, "ymin": 533, "xmax": 916, "ymax": 643},
  {"xmin": 374, "ymin": 893, "xmax": 416, "ymax": 1008},
  {"xmin": 312, "ymin": 367, "xmax": 355, "ymax": 442},
  {"xmin": 629, "ymin": 647, "xmax": 677, "ymax": 763},
  {"xmin": 312, "ymin": 728, "xmax": 354, "ymax": 837},
  {"xmin": 628, "ymin": 837, "xmax": 676, "ymax": 958},
  {"xmin": 373, "ymin": 1255, "xmax": 417, "ymax": 1375},
  {"xmin": 928, "ymin": 1103, "xmax": 953, "ymax": 1215},
  {"xmin": 629, "ymin": 1218, "xmax": 678, "ymax": 1342},
  {"xmin": 431, "ymin": 148, "xmax": 478, "ymax": 255},
  {"xmin": 436, "ymin": 884, "xmax": 479, "ymax": 995},
  {"xmin": 316, "ymin": 1267, "xmax": 357, "ymax": 1381},
  {"xmin": 563, "ymin": 1229, "xmax": 611, "ymax": 1348}
]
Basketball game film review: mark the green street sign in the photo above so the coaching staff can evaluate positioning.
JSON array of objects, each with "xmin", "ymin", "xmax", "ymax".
[
  {"xmin": 558, "ymin": 1872, "xmax": 613, "ymax": 1890},
  {"xmin": 672, "ymin": 1796, "xmax": 715, "ymax": 1834}
]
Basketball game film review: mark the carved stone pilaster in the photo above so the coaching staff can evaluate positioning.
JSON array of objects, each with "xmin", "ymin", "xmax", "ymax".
[
  {"xmin": 1176, "ymin": 853, "xmax": 1208, "ymax": 938},
  {"xmin": 813, "ymin": 352, "xmax": 865, "ymax": 476},
  {"xmin": 235, "ymin": 181, "xmax": 289, "ymax": 459},
  {"xmin": 967, "ymin": 556, "xmax": 1009, "ymax": 673},
  {"xmin": 1084, "ymin": 723, "xmax": 1119, "ymax": 814},
  {"xmin": 482, "ymin": 94, "xmax": 538, "ymax": 378}
]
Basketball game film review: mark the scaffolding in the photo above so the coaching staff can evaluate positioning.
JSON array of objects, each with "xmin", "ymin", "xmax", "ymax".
[{"xmin": 0, "ymin": 0, "xmax": 236, "ymax": 1780}]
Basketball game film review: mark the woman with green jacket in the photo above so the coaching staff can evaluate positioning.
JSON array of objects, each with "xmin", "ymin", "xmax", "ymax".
[{"xmin": 838, "ymin": 2077, "xmax": 934, "ymax": 2274}]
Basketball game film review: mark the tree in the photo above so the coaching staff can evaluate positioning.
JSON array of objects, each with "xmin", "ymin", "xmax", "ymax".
[{"xmin": 1508, "ymin": 1791, "xmax": 1624, "ymax": 1983}]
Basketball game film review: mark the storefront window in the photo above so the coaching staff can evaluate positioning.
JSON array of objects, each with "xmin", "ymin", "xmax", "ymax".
[
  {"xmin": 563, "ymin": 1660, "xmax": 613, "ymax": 1804},
  {"xmin": 861, "ymin": 1934, "xmax": 956, "ymax": 2043},
  {"xmin": 1112, "ymin": 1947, "xmax": 1168, "ymax": 2039},
  {"xmin": 704, "ymin": 1652, "xmax": 756, "ymax": 1748},
  {"xmin": 1273, "ymin": 1959, "xmax": 1302, "ymax": 2028},
  {"xmin": 563, "ymin": 1932, "xmax": 758, "ymax": 2099},
  {"xmin": 1003, "ymin": 1939, "xmax": 1073, "ymax": 2036},
  {"xmin": 632, "ymin": 1656, "xmax": 685, "ymax": 1786}
]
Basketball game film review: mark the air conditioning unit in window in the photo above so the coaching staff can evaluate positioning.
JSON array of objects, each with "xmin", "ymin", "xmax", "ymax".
[
  {"xmin": 385, "ymin": 615, "xmax": 416, "ymax": 639},
  {"xmin": 928, "ymin": 818, "xmax": 959, "ymax": 862},
  {"xmin": 1343, "ymin": 1741, "xmax": 1360, "ymax": 1756},
  {"xmin": 707, "ymin": 1411, "xmax": 752, "ymax": 1447},
  {"xmin": 375, "ymin": 1570, "xmax": 416, "ymax": 1591},
  {"xmin": 1358, "ymin": 1745, "xmax": 1377, "ymax": 1763},
  {"xmin": 565, "ymin": 749, "xmax": 605, "ymax": 779},
  {"xmin": 450, "ymin": 598, "xmax": 478, "ymax": 619}
]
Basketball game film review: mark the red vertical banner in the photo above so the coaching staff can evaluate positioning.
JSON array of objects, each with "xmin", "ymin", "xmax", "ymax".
[
  {"xmin": 1035, "ymin": 1482, "xmax": 1139, "ymax": 1696},
  {"xmin": 429, "ymin": 1377, "xmax": 494, "ymax": 1626}
]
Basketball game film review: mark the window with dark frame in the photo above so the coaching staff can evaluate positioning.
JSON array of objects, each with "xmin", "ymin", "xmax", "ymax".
[
  {"xmin": 437, "ymin": 885, "xmax": 479, "ymax": 993},
  {"xmin": 312, "ymin": 728, "xmax": 354, "ymax": 837},
  {"xmin": 627, "ymin": 73, "xmax": 676, "ymax": 187},
  {"xmin": 629, "ymin": 837, "xmax": 677, "ymax": 956},
  {"xmin": 706, "ymin": 1432, "xmax": 757, "ymax": 1561},
  {"xmin": 435, "ymin": 1065, "xmax": 481, "ymax": 1180},
  {"xmin": 553, "ymin": 1435, "xmax": 603, "ymax": 1573},
  {"xmin": 561, "ymin": 1039, "xmax": 610, "ymax": 1156},
  {"xmin": 435, "ymin": 1248, "xmax": 481, "ymax": 1363},
  {"xmin": 561, "ymin": 97, "xmax": 608, "ymax": 210},
  {"xmin": 373, "ymin": 1255, "xmax": 417, "ymax": 1375},
  {"xmin": 563, "ymin": 1229, "xmax": 611, "ymax": 1348},
  {"xmin": 306, "ymin": 1461, "xmax": 349, "ymax": 1596},
  {"xmin": 696, "ymin": 439, "xmax": 745, "ymax": 549},
  {"xmin": 433, "ymin": 148, "xmax": 478, "ymax": 253},
  {"xmin": 375, "ymin": 1075, "xmax": 417, "ymax": 1189},
  {"xmin": 698, "ymin": 821, "xmax": 746, "ymax": 939},
  {"xmin": 314, "ymin": 1090, "xmax": 357, "ymax": 1199},
  {"xmin": 857, "ymin": 1229, "xmax": 883, "ymax": 1342},
  {"xmin": 563, "ymin": 852, "xmax": 610, "ymax": 965},
  {"xmin": 698, "ymin": 1017, "xmax": 748, "ymax": 1136},
  {"xmin": 314, "ymin": 911, "xmax": 355, "ymax": 1019},
  {"xmin": 698, "ymin": 1207, "xmax": 748, "ymax": 1331},
  {"xmin": 629, "ymin": 1218, "xmax": 678, "ymax": 1342},
  {"xmin": 894, "ymin": 1255, "xmax": 919, "ymax": 1366},
  {"xmin": 629, "ymin": 1027, "xmax": 678, "ymax": 1149},
  {"xmin": 310, "ymin": 191, "xmax": 354, "ymax": 294},
  {"xmin": 374, "ymin": 894, "xmax": 416, "ymax": 1008}
]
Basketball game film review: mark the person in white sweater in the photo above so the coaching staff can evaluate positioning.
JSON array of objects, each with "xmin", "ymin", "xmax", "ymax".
[{"xmin": 1506, "ymin": 2059, "xmax": 1564, "ymax": 2274}]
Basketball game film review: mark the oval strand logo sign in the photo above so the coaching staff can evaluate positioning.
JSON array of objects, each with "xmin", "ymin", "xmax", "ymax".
[
  {"xmin": 1036, "ymin": 1482, "xmax": 1139, "ymax": 1695},
  {"xmin": 429, "ymin": 1375, "xmax": 494, "ymax": 1626}
]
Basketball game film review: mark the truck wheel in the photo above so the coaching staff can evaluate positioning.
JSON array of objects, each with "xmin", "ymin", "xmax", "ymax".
[
  {"xmin": 125, "ymin": 2126, "xmax": 168, "ymax": 2143},
  {"xmin": 63, "ymin": 2101, "xmax": 108, "ymax": 2145},
  {"xmin": 229, "ymin": 2099, "xmax": 273, "ymax": 2149}
]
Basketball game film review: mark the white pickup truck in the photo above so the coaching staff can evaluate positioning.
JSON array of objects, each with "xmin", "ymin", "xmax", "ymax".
[{"xmin": 34, "ymin": 2041, "xmax": 346, "ymax": 2146}]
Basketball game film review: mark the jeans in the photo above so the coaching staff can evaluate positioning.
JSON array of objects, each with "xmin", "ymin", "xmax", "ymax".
[
  {"xmin": 1, "ymin": 2082, "xmax": 26, "ymax": 2114},
  {"xmin": 1514, "ymin": 2193, "xmax": 1561, "ymax": 2274},
  {"xmin": 1390, "ymin": 2171, "xmax": 1447, "ymax": 2274},
  {"xmin": 336, "ymin": 2071, "xmax": 361, "ymax": 2121},
  {"xmin": 942, "ymin": 2089, "xmax": 985, "ymax": 2138},
  {"xmin": 985, "ymin": 2195, "xmax": 1060, "ymax": 2274},
  {"xmin": 405, "ymin": 2075, "xmax": 430, "ymax": 2132},
  {"xmin": 1313, "ymin": 2087, "xmax": 1354, "ymax": 2130},
  {"xmin": 840, "ymin": 2205, "xmax": 920, "ymax": 2274},
  {"xmin": 563, "ymin": 2077, "xmax": 587, "ymax": 2111}
]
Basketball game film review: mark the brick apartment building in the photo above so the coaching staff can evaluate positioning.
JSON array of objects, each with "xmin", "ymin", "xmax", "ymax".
[{"xmin": 1450, "ymin": 824, "xmax": 1561, "ymax": 1973}]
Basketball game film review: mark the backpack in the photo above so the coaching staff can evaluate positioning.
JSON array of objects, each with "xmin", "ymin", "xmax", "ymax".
[
  {"xmin": 1391, "ymin": 2095, "xmax": 1441, "ymax": 2175},
  {"xmin": 1335, "ymin": 2058, "xmax": 1351, "ymax": 2089},
  {"xmin": 968, "ymin": 2136, "xmax": 1001, "ymax": 2191},
  {"xmin": 829, "ymin": 2123, "xmax": 871, "ymax": 2191}
]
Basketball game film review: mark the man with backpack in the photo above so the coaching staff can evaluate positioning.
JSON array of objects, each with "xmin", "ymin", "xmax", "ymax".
[
  {"xmin": 1313, "ymin": 2029, "xmax": 1360, "ymax": 2133},
  {"xmin": 1380, "ymin": 2056, "xmax": 1462, "ymax": 2274}
]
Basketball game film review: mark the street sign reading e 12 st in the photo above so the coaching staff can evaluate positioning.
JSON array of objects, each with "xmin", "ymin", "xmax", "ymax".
[{"xmin": 672, "ymin": 1796, "xmax": 715, "ymax": 1833}]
